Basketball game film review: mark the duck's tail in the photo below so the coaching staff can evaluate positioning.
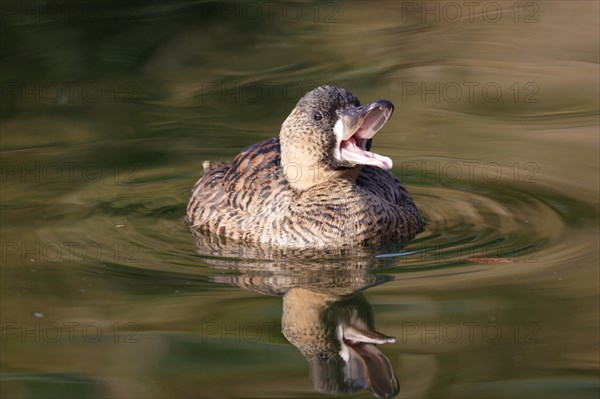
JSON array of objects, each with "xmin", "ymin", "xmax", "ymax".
[
  {"xmin": 202, "ymin": 160, "xmax": 212, "ymax": 173},
  {"xmin": 187, "ymin": 161, "xmax": 230, "ymax": 227}
]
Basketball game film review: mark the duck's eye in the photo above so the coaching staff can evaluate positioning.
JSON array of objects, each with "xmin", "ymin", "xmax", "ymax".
[{"xmin": 313, "ymin": 111, "xmax": 323, "ymax": 121}]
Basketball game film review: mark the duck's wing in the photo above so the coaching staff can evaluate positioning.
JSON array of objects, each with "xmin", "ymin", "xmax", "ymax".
[
  {"xmin": 187, "ymin": 137, "xmax": 292, "ymax": 242},
  {"xmin": 186, "ymin": 160, "xmax": 229, "ymax": 226},
  {"xmin": 223, "ymin": 137, "xmax": 291, "ymax": 214}
]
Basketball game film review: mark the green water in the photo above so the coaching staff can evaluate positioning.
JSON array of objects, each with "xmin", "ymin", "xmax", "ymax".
[{"xmin": 1, "ymin": 1, "xmax": 598, "ymax": 398}]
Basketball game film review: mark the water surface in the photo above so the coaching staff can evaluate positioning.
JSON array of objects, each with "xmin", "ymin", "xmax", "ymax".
[{"xmin": 1, "ymin": 1, "xmax": 598, "ymax": 398}]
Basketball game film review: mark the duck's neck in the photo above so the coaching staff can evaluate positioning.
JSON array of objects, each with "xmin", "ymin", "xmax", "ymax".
[
  {"xmin": 279, "ymin": 114, "xmax": 361, "ymax": 191},
  {"xmin": 280, "ymin": 158, "xmax": 361, "ymax": 191}
]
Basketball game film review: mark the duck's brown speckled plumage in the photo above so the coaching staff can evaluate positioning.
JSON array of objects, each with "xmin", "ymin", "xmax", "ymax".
[{"xmin": 187, "ymin": 86, "xmax": 423, "ymax": 248}]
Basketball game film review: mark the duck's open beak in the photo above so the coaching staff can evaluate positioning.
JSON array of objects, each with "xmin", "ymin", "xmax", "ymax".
[{"xmin": 334, "ymin": 100, "xmax": 395, "ymax": 170}]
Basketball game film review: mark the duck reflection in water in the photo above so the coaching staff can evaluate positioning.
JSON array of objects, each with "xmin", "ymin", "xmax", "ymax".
[
  {"xmin": 282, "ymin": 289, "xmax": 398, "ymax": 398},
  {"xmin": 192, "ymin": 230, "xmax": 401, "ymax": 398}
]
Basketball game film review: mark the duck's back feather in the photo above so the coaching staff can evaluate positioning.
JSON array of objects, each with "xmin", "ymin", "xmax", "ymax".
[{"xmin": 223, "ymin": 138, "xmax": 289, "ymax": 214}]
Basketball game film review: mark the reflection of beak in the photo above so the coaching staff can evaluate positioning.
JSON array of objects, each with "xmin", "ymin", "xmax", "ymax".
[
  {"xmin": 334, "ymin": 100, "xmax": 395, "ymax": 170},
  {"xmin": 338, "ymin": 320, "xmax": 399, "ymax": 398}
]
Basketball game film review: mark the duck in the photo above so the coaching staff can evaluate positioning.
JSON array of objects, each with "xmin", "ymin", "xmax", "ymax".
[{"xmin": 186, "ymin": 85, "xmax": 423, "ymax": 248}]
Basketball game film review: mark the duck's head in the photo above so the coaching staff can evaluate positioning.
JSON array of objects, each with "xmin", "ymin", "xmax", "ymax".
[{"xmin": 280, "ymin": 85, "xmax": 395, "ymax": 191}]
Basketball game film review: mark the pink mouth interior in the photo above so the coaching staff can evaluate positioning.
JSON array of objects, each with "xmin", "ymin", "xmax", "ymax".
[
  {"xmin": 339, "ymin": 110, "xmax": 393, "ymax": 170},
  {"xmin": 340, "ymin": 137, "xmax": 393, "ymax": 170}
]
